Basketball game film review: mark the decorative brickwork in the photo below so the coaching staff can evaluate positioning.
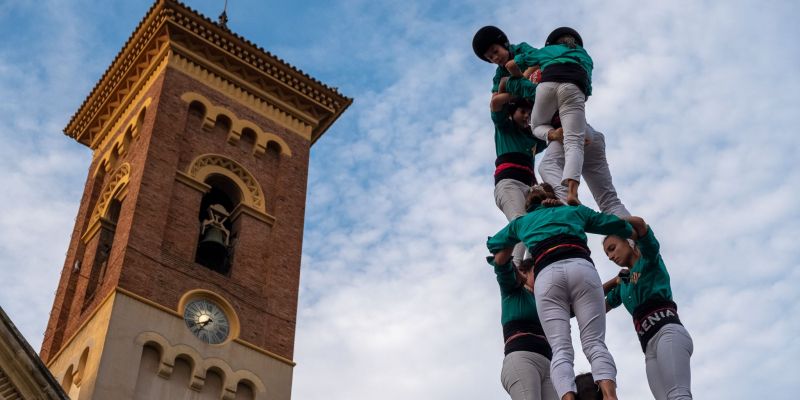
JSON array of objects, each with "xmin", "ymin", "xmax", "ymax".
[{"xmin": 42, "ymin": 4, "xmax": 349, "ymax": 399}]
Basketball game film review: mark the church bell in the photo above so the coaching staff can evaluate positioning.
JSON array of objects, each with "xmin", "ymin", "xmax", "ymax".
[{"xmin": 196, "ymin": 204, "xmax": 231, "ymax": 273}]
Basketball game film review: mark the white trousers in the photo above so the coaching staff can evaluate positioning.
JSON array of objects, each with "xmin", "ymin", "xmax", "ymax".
[
  {"xmin": 501, "ymin": 351, "xmax": 559, "ymax": 400},
  {"xmin": 645, "ymin": 324, "xmax": 694, "ymax": 400},
  {"xmin": 538, "ymin": 126, "xmax": 630, "ymax": 218},
  {"xmin": 494, "ymin": 178, "xmax": 530, "ymax": 265},
  {"xmin": 532, "ymin": 82, "xmax": 586, "ymax": 186},
  {"xmin": 533, "ymin": 258, "xmax": 617, "ymax": 398}
]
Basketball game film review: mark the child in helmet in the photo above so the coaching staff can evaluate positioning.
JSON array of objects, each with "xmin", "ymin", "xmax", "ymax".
[
  {"xmin": 489, "ymin": 93, "xmax": 547, "ymax": 266},
  {"xmin": 472, "ymin": 26, "xmax": 538, "ymax": 94},
  {"xmin": 506, "ymin": 27, "xmax": 594, "ymax": 206}
]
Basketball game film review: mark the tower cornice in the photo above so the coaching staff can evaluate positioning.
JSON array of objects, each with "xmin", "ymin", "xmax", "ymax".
[{"xmin": 64, "ymin": 0, "xmax": 352, "ymax": 149}]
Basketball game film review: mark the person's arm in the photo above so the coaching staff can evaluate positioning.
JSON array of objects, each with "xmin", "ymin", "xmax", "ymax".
[
  {"xmin": 513, "ymin": 44, "xmax": 541, "ymax": 72},
  {"xmin": 505, "ymin": 59, "xmax": 523, "ymax": 77},
  {"xmin": 491, "ymin": 67, "xmax": 507, "ymax": 93},
  {"xmin": 533, "ymin": 124, "xmax": 554, "ymax": 142},
  {"xmin": 545, "ymin": 127, "xmax": 563, "ymax": 143},
  {"xmin": 625, "ymin": 216, "xmax": 648, "ymax": 239},
  {"xmin": 490, "ymin": 106, "xmax": 515, "ymax": 134},
  {"xmin": 504, "ymin": 77, "xmax": 536, "ymax": 101},
  {"xmin": 487, "ymin": 221, "xmax": 521, "ymax": 266},
  {"xmin": 603, "ymin": 275, "xmax": 620, "ymax": 295},
  {"xmin": 488, "ymin": 256, "xmax": 519, "ymax": 296},
  {"xmin": 581, "ymin": 206, "xmax": 636, "ymax": 240},
  {"xmin": 493, "ymin": 247, "xmax": 515, "ymax": 266},
  {"xmin": 605, "ymin": 285, "xmax": 622, "ymax": 313},
  {"xmin": 522, "ymin": 66, "xmax": 538, "ymax": 79},
  {"xmin": 490, "ymin": 92, "xmax": 512, "ymax": 112},
  {"xmin": 629, "ymin": 219, "xmax": 661, "ymax": 263}
]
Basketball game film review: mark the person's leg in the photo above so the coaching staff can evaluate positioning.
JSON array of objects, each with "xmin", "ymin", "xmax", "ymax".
[
  {"xmin": 650, "ymin": 324, "xmax": 694, "ymax": 400},
  {"xmin": 567, "ymin": 260, "xmax": 617, "ymax": 399},
  {"xmin": 540, "ymin": 366, "xmax": 559, "ymax": 400},
  {"xmin": 645, "ymin": 339, "xmax": 668, "ymax": 400},
  {"xmin": 534, "ymin": 261, "xmax": 577, "ymax": 399},
  {"xmin": 502, "ymin": 351, "xmax": 546, "ymax": 400},
  {"xmin": 494, "ymin": 179, "xmax": 531, "ymax": 265},
  {"xmin": 538, "ymin": 142, "xmax": 568, "ymax": 202},
  {"xmin": 580, "ymin": 125, "xmax": 630, "ymax": 217},
  {"xmin": 532, "ymin": 82, "xmax": 561, "ymax": 152},
  {"xmin": 555, "ymin": 83, "xmax": 586, "ymax": 205}
]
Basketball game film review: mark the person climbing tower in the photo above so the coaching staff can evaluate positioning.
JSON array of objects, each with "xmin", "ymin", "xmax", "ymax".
[
  {"xmin": 488, "ymin": 255, "xmax": 558, "ymax": 399},
  {"xmin": 477, "ymin": 26, "xmax": 630, "ymax": 218},
  {"xmin": 505, "ymin": 27, "xmax": 594, "ymax": 206},
  {"xmin": 472, "ymin": 25, "xmax": 538, "ymax": 95},
  {"xmin": 487, "ymin": 183, "xmax": 640, "ymax": 400},
  {"xmin": 486, "ymin": 93, "xmax": 546, "ymax": 266},
  {"xmin": 603, "ymin": 218, "xmax": 694, "ymax": 400}
]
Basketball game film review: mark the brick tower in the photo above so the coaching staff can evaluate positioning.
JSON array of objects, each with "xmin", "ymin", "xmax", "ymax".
[{"xmin": 39, "ymin": 1, "xmax": 351, "ymax": 399}]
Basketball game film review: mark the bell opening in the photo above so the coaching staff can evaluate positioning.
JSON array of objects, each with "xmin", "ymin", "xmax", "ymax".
[{"xmin": 195, "ymin": 175, "xmax": 241, "ymax": 275}]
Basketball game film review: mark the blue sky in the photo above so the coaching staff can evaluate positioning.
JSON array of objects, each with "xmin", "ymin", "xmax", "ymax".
[{"xmin": 1, "ymin": 0, "xmax": 799, "ymax": 398}]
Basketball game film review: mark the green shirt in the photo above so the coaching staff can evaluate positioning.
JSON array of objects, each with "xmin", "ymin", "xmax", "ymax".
[
  {"xmin": 491, "ymin": 258, "xmax": 541, "ymax": 325},
  {"xmin": 514, "ymin": 44, "xmax": 594, "ymax": 95},
  {"xmin": 491, "ymin": 42, "xmax": 536, "ymax": 93},
  {"xmin": 504, "ymin": 77, "xmax": 537, "ymax": 102},
  {"xmin": 487, "ymin": 205, "xmax": 633, "ymax": 253},
  {"xmin": 491, "ymin": 108, "xmax": 545, "ymax": 158},
  {"xmin": 606, "ymin": 227, "xmax": 674, "ymax": 315}
]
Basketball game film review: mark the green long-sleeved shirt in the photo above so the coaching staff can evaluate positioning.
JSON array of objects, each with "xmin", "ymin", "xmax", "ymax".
[
  {"xmin": 491, "ymin": 42, "xmax": 536, "ymax": 93},
  {"xmin": 513, "ymin": 44, "xmax": 594, "ymax": 95},
  {"xmin": 487, "ymin": 204, "xmax": 633, "ymax": 254},
  {"xmin": 606, "ymin": 227, "xmax": 674, "ymax": 315},
  {"xmin": 504, "ymin": 77, "xmax": 537, "ymax": 102},
  {"xmin": 491, "ymin": 108, "xmax": 545, "ymax": 158},
  {"xmin": 491, "ymin": 258, "xmax": 541, "ymax": 326}
]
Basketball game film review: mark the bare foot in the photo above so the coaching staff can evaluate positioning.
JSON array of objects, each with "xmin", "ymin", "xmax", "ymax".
[
  {"xmin": 566, "ymin": 179, "xmax": 581, "ymax": 206},
  {"xmin": 566, "ymin": 193, "xmax": 581, "ymax": 206}
]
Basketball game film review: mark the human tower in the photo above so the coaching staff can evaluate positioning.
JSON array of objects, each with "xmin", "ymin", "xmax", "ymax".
[{"xmin": 473, "ymin": 26, "xmax": 694, "ymax": 400}]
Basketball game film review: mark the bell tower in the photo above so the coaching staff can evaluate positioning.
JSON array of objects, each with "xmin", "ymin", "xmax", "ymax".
[{"xmin": 39, "ymin": 1, "xmax": 351, "ymax": 399}]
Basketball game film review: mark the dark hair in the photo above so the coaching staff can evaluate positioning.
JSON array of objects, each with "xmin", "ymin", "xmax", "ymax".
[
  {"xmin": 518, "ymin": 258, "xmax": 534, "ymax": 273},
  {"xmin": 575, "ymin": 373, "xmax": 602, "ymax": 400},
  {"xmin": 507, "ymin": 97, "xmax": 533, "ymax": 115},
  {"xmin": 514, "ymin": 258, "xmax": 534, "ymax": 287},
  {"xmin": 472, "ymin": 26, "xmax": 509, "ymax": 62},
  {"xmin": 525, "ymin": 183, "xmax": 556, "ymax": 211},
  {"xmin": 602, "ymin": 234, "xmax": 638, "ymax": 249}
]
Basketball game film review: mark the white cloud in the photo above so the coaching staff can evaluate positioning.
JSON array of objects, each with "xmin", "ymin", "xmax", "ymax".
[{"xmin": 1, "ymin": 1, "xmax": 798, "ymax": 399}]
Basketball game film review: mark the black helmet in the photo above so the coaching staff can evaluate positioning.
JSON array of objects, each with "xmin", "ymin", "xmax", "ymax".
[
  {"xmin": 472, "ymin": 26, "xmax": 509, "ymax": 62},
  {"xmin": 507, "ymin": 97, "xmax": 533, "ymax": 114},
  {"xmin": 545, "ymin": 27, "xmax": 583, "ymax": 47}
]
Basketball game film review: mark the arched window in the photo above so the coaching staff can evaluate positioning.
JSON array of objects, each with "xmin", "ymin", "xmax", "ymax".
[
  {"xmin": 188, "ymin": 101, "xmax": 206, "ymax": 119},
  {"xmin": 214, "ymin": 114, "xmax": 232, "ymax": 135},
  {"xmin": 234, "ymin": 380, "xmax": 255, "ymax": 400},
  {"xmin": 195, "ymin": 175, "xmax": 242, "ymax": 275},
  {"xmin": 84, "ymin": 197, "xmax": 122, "ymax": 306},
  {"xmin": 240, "ymin": 128, "xmax": 257, "ymax": 147}
]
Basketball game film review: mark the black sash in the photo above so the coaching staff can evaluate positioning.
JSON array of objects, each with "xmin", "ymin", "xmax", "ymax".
[
  {"xmin": 530, "ymin": 234, "xmax": 592, "ymax": 279},
  {"xmin": 502, "ymin": 319, "xmax": 552, "ymax": 359},
  {"xmin": 632, "ymin": 297, "xmax": 683, "ymax": 352}
]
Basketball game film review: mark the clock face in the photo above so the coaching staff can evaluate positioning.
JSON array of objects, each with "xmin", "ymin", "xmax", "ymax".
[{"xmin": 183, "ymin": 299, "xmax": 230, "ymax": 344}]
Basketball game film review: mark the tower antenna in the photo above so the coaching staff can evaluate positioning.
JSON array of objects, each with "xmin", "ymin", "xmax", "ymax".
[{"xmin": 218, "ymin": 0, "xmax": 229, "ymax": 29}]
